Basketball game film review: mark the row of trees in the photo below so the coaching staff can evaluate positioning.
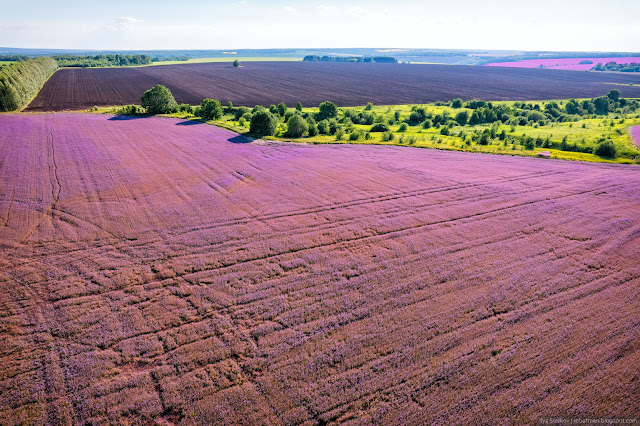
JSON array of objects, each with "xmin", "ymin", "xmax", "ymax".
[
  {"xmin": 591, "ymin": 62, "xmax": 640, "ymax": 72},
  {"xmin": 303, "ymin": 55, "xmax": 397, "ymax": 63},
  {"xmin": 53, "ymin": 54, "xmax": 152, "ymax": 68},
  {"xmin": 132, "ymin": 85, "xmax": 631, "ymax": 158},
  {"xmin": 0, "ymin": 57, "xmax": 58, "ymax": 111}
]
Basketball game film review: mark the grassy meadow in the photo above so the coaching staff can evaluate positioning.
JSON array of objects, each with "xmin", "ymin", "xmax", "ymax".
[{"xmin": 96, "ymin": 98, "xmax": 640, "ymax": 164}]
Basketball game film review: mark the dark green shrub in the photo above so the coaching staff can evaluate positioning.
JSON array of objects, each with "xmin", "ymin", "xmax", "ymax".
[
  {"xmin": 198, "ymin": 98, "xmax": 223, "ymax": 120},
  {"xmin": 370, "ymin": 123, "xmax": 390, "ymax": 132},
  {"xmin": 250, "ymin": 111, "xmax": 278, "ymax": 136},
  {"xmin": 594, "ymin": 140, "xmax": 617, "ymax": 158}
]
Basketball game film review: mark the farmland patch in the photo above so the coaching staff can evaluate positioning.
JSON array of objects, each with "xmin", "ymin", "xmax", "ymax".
[{"xmin": 1, "ymin": 113, "xmax": 639, "ymax": 424}]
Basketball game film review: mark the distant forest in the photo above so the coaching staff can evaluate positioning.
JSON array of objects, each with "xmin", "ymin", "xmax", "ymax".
[
  {"xmin": 592, "ymin": 62, "xmax": 640, "ymax": 72},
  {"xmin": 54, "ymin": 54, "xmax": 153, "ymax": 67},
  {"xmin": 303, "ymin": 56, "xmax": 397, "ymax": 63}
]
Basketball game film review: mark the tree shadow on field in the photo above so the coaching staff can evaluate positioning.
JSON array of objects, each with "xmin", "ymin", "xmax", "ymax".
[
  {"xmin": 228, "ymin": 135, "xmax": 253, "ymax": 144},
  {"xmin": 175, "ymin": 120, "xmax": 204, "ymax": 126},
  {"xmin": 108, "ymin": 115, "xmax": 149, "ymax": 121}
]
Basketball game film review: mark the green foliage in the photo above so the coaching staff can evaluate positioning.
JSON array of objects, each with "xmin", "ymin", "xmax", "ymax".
[
  {"xmin": 594, "ymin": 140, "xmax": 617, "ymax": 158},
  {"xmin": 607, "ymin": 89, "xmax": 621, "ymax": 102},
  {"xmin": 451, "ymin": 98, "xmax": 463, "ymax": 108},
  {"xmin": 0, "ymin": 57, "xmax": 58, "ymax": 111},
  {"xmin": 455, "ymin": 110, "xmax": 469, "ymax": 126},
  {"xmin": 285, "ymin": 114, "xmax": 309, "ymax": 137},
  {"xmin": 349, "ymin": 129, "xmax": 364, "ymax": 141},
  {"xmin": 115, "ymin": 105, "xmax": 140, "ymax": 115},
  {"xmin": 234, "ymin": 106, "xmax": 250, "ymax": 120},
  {"xmin": 54, "ymin": 54, "xmax": 151, "ymax": 68},
  {"xmin": 317, "ymin": 101, "xmax": 338, "ymax": 120},
  {"xmin": 141, "ymin": 85, "xmax": 177, "ymax": 114},
  {"xmin": 307, "ymin": 117, "xmax": 318, "ymax": 136},
  {"xmin": 592, "ymin": 62, "xmax": 640, "ymax": 72},
  {"xmin": 277, "ymin": 102, "xmax": 288, "ymax": 117},
  {"xmin": 370, "ymin": 123, "xmax": 390, "ymax": 132},
  {"xmin": 198, "ymin": 98, "xmax": 223, "ymax": 120},
  {"xmin": 250, "ymin": 110, "xmax": 278, "ymax": 136},
  {"xmin": 317, "ymin": 120, "xmax": 329, "ymax": 135},
  {"xmin": 335, "ymin": 128, "xmax": 345, "ymax": 140},
  {"xmin": 233, "ymin": 59, "xmax": 241, "ymax": 67},
  {"xmin": 398, "ymin": 123, "xmax": 408, "ymax": 132},
  {"xmin": 364, "ymin": 102, "xmax": 374, "ymax": 110},
  {"xmin": 296, "ymin": 101, "xmax": 303, "ymax": 112},
  {"xmin": 382, "ymin": 131, "xmax": 394, "ymax": 141},
  {"xmin": 178, "ymin": 104, "xmax": 193, "ymax": 114}
]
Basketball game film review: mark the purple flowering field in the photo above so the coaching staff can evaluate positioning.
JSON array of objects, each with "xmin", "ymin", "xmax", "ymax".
[{"xmin": 1, "ymin": 113, "xmax": 639, "ymax": 424}]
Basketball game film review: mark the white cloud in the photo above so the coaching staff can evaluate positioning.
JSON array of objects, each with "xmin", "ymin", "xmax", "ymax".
[
  {"xmin": 283, "ymin": 6, "xmax": 297, "ymax": 14},
  {"xmin": 106, "ymin": 16, "xmax": 139, "ymax": 32},
  {"xmin": 347, "ymin": 6, "xmax": 369, "ymax": 18},
  {"xmin": 317, "ymin": 4, "xmax": 338, "ymax": 15}
]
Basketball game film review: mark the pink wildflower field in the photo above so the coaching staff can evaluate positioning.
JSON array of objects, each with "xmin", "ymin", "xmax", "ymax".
[
  {"xmin": 1, "ymin": 113, "xmax": 639, "ymax": 424},
  {"xmin": 485, "ymin": 57, "xmax": 640, "ymax": 71}
]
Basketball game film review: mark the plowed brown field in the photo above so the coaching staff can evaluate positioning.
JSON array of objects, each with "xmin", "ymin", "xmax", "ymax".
[
  {"xmin": 25, "ymin": 62, "xmax": 640, "ymax": 111},
  {"xmin": 1, "ymin": 113, "xmax": 639, "ymax": 424}
]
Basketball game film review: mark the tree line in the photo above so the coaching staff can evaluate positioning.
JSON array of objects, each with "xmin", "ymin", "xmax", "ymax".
[
  {"xmin": 591, "ymin": 62, "xmax": 640, "ymax": 72},
  {"xmin": 303, "ymin": 55, "xmax": 397, "ymax": 63},
  {"xmin": 53, "ymin": 54, "xmax": 153, "ymax": 68},
  {"xmin": 0, "ymin": 57, "xmax": 58, "ymax": 111}
]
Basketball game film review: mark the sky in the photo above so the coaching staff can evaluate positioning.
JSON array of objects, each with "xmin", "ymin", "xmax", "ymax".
[{"xmin": 1, "ymin": 0, "xmax": 639, "ymax": 52}]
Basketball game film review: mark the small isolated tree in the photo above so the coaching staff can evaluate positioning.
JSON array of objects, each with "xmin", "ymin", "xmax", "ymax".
[
  {"xmin": 285, "ymin": 114, "xmax": 309, "ymax": 137},
  {"xmin": 318, "ymin": 101, "xmax": 338, "ymax": 120},
  {"xmin": 199, "ymin": 98, "xmax": 223, "ymax": 120},
  {"xmin": 233, "ymin": 59, "xmax": 240, "ymax": 67},
  {"xmin": 141, "ymin": 84, "xmax": 177, "ymax": 114},
  {"xmin": 451, "ymin": 98, "xmax": 463, "ymax": 108},
  {"xmin": 594, "ymin": 140, "xmax": 617, "ymax": 158},
  {"xmin": 364, "ymin": 102, "xmax": 374, "ymax": 110},
  {"xmin": 250, "ymin": 111, "xmax": 278, "ymax": 136},
  {"xmin": 296, "ymin": 101, "xmax": 303, "ymax": 112}
]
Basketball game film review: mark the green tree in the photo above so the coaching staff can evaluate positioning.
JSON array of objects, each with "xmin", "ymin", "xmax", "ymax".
[
  {"xmin": 296, "ymin": 101, "xmax": 303, "ymax": 112},
  {"xmin": 140, "ymin": 84, "xmax": 177, "ymax": 114},
  {"xmin": 451, "ymin": 98, "xmax": 463, "ymax": 108},
  {"xmin": 455, "ymin": 110, "xmax": 469, "ymax": 126},
  {"xmin": 233, "ymin": 59, "xmax": 240, "ymax": 67},
  {"xmin": 285, "ymin": 114, "xmax": 309, "ymax": 137},
  {"xmin": 594, "ymin": 97, "xmax": 610, "ymax": 113},
  {"xmin": 607, "ymin": 89, "xmax": 620, "ymax": 102},
  {"xmin": 198, "ymin": 98, "xmax": 223, "ymax": 120},
  {"xmin": 318, "ymin": 101, "xmax": 338, "ymax": 120},
  {"xmin": 364, "ymin": 102, "xmax": 373, "ymax": 110},
  {"xmin": 250, "ymin": 111, "xmax": 278, "ymax": 136},
  {"xmin": 277, "ymin": 102, "xmax": 288, "ymax": 116}
]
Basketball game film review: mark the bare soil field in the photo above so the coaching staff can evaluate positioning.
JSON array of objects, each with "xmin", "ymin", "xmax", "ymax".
[
  {"xmin": 26, "ymin": 62, "xmax": 640, "ymax": 111},
  {"xmin": 1, "ymin": 113, "xmax": 639, "ymax": 424}
]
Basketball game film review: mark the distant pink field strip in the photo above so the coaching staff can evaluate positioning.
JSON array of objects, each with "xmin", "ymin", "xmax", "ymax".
[
  {"xmin": 631, "ymin": 125, "xmax": 640, "ymax": 149},
  {"xmin": 485, "ymin": 57, "xmax": 640, "ymax": 71}
]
